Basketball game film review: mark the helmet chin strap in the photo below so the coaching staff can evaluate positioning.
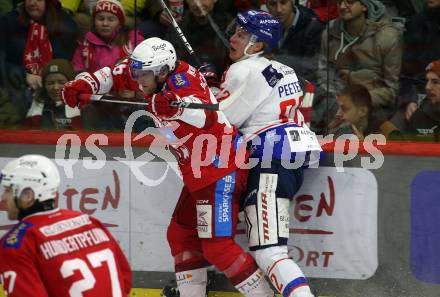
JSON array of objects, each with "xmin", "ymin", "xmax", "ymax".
[{"xmin": 241, "ymin": 35, "xmax": 264, "ymax": 61}]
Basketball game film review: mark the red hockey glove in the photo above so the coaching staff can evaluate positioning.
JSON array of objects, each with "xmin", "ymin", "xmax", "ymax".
[
  {"xmin": 61, "ymin": 78, "xmax": 93, "ymax": 108},
  {"xmin": 298, "ymin": 79, "xmax": 315, "ymax": 126},
  {"xmin": 199, "ymin": 63, "xmax": 219, "ymax": 87},
  {"xmin": 147, "ymin": 90, "xmax": 183, "ymax": 118}
]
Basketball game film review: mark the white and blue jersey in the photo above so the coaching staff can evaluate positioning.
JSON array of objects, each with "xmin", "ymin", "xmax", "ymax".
[
  {"xmin": 218, "ymin": 55, "xmax": 322, "ymax": 164},
  {"xmin": 218, "ymin": 54, "xmax": 322, "ymax": 252}
]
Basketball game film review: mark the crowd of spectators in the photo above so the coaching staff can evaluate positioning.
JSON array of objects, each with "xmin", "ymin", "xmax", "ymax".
[{"xmin": 0, "ymin": 0, "xmax": 438, "ymax": 140}]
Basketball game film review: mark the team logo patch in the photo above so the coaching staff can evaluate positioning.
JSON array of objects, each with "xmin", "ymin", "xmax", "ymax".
[
  {"xmin": 261, "ymin": 65, "xmax": 283, "ymax": 88},
  {"xmin": 196, "ymin": 204, "xmax": 212, "ymax": 238},
  {"xmin": 2, "ymin": 221, "xmax": 33, "ymax": 249},
  {"xmin": 171, "ymin": 73, "xmax": 190, "ymax": 89},
  {"xmin": 289, "ymin": 130, "xmax": 301, "ymax": 142}
]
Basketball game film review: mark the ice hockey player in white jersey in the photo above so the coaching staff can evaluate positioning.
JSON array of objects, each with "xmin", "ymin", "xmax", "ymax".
[{"xmin": 216, "ymin": 9, "xmax": 322, "ymax": 297}]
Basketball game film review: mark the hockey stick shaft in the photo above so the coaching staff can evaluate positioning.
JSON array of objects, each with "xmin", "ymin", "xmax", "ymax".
[
  {"xmin": 158, "ymin": 0, "xmax": 202, "ymax": 67},
  {"xmin": 85, "ymin": 94, "xmax": 220, "ymax": 110}
]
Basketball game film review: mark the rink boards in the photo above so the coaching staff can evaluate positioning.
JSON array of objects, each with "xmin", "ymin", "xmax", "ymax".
[{"xmin": 0, "ymin": 141, "xmax": 439, "ymax": 296}]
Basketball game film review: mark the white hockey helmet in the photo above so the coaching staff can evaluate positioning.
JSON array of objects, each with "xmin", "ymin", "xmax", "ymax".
[
  {"xmin": 129, "ymin": 37, "xmax": 177, "ymax": 79},
  {"xmin": 0, "ymin": 155, "xmax": 60, "ymax": 202}
]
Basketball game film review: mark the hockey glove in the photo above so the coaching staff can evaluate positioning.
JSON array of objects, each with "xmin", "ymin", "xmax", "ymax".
[
  {"xmin": 298, "ymin": 78, "xmax": 315, "ymax": 127},
  {"xmin": 199, "ymin": 63, "xmax": 221, "ymax": 96},
  {"xmin": 199, "ymin": 63, "xmax": 220, "ymax": 89},
  {"xmin": 61, "ymin": 76, "xmax": 94, "ymax": 108},
  {"xmin": 147, "ymin": 90, "xmax": 183, "ymax": 119}
]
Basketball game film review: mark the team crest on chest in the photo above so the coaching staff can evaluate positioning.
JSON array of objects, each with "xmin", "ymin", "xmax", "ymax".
[{"xmin": 171, "ymin": 73, "xmax": 190, "ymax": 89}]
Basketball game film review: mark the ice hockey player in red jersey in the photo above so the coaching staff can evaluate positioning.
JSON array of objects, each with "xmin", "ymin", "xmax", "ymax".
[
  {"xmin": 61, "ymin": 37, "xmax": 275, "ymax": 296},
  {"xmin": 0, "ymin": 154, "xmax": 132, "ymax": 296}
]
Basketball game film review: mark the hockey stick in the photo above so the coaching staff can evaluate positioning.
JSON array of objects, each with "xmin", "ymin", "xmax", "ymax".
[
  {"xmin": 86, "ymin": 94, "xmax": 220, "ymax": 110},
  {"xmin": 158, "ymin": 0, "xmax": 202, "ymax": 67}
]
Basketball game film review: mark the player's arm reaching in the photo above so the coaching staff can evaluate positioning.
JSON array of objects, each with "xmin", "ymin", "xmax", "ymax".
[
  {"xmin": 61, "ymin": 56, "xmax": 219, "ymax": 131},
  {"xmin": 61, "ymin": 59, "xmax": 139, "ymax": 108}
]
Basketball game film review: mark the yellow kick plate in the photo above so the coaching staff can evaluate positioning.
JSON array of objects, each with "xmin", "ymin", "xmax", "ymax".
[{"xmin": 0, "ymin": 287, "xmax": 332, "ymax": 296}]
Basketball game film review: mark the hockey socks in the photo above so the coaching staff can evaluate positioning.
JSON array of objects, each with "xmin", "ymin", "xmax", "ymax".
[
  {"xmin": 234, "ymin": 268, "xmax": 275, "ymax": 297},
  {"xmin": 223, "ymin": 252, "xmax": 274, "ymax": 297},
  {"xmin": 175, "ymin": 267, "xmax": 207, "ymax": 297},
  {"xmin": 255, "ymin": 246, "xmax": 314, "ymax": 297}
]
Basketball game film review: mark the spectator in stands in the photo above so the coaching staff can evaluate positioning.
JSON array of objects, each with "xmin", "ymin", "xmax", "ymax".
[
  {"xmin": 166, "ymin": 0, "xmax": 233, "ymax": 76},
  {"xmin": 265, "ymin": 0, "xmax": 325, "ymax": 83},
  {"xmin": 329, "ymin": 83, "xmax": 400, "ymax": 139},
  {"xmin": 59, "ymin": 0, "xmax": 94, "ymax": 33},
  {"xmin": 398, "ymin": 0, "xmax": 440, "ymax": 122},
  {"xmin": 312, "ymin": 0, "xmax": 402, "ymax": 134},
  {"xmin": 403, "ymin": 59, "xmax": 440, "ymax": 139},
  {"xmin": 72, "ymin": 0, "xmax": 144, "ymax": 73},
  {"xmin": 120, "ymin": 0, "xmax": 170, "ymax": 38},
  {"xmin": 0, "ymin": 0, "xmax": 78, "ymax": 119},
  {"xmin": 25, "ymin": 59, "xmax": 81, "ymax": 130},
  {"xmin": 0, "ymin": 0, "xmax": 78, "ymax": 90},
  {"xmin": 71, "ymin": 0, "xmax": 149, "ymax": 131}
]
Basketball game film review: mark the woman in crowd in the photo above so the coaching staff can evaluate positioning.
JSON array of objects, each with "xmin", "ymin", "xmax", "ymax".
[
  {"xmin": 72, "ymin": 0, "xmax": 143, "ymax": 73},
  {"xmin": 0, "ymin": 0, "xmax": 78, "ymax": 90},
  {"xmin": 0, "ymin": 0, "xmax": 78, "ymax": 121},
  {"xmin": 25, "ymin": 59, "xmax": 81, "ymax": 130}
]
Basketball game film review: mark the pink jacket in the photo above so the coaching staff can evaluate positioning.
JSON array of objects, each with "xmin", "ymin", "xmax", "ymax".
[{"xmin": 72, "ymin": 30, "xmax": 144, "ymax": 73}]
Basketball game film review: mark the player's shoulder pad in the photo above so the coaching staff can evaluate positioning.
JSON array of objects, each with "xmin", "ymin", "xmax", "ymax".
[{"xmin": 2, "ymin": 221, "xmax": 34, "ymax": 249}]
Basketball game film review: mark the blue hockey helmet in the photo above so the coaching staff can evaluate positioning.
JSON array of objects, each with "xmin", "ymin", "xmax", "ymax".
[{"xmin": 235, "ymin": 10, "xmax": 283, "ymax": 51}]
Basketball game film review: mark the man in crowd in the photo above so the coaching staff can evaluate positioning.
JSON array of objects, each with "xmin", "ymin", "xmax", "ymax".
[
  {"xmin": 312, "ymin": 0, "xmax": 402, "ymax": 134},
  {"xmin": 265, "ymin": 0, "xmax": 325, "ymax": 83}
]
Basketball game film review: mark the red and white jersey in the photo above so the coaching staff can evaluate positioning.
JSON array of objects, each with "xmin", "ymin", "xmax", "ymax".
[
  {"xmin": 0, "ymin": 209, "xmax": 132, "ymax": 297},
  {"xmin": 87, "ymin": 60, "xmax": 243, "ymax": 192}
]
